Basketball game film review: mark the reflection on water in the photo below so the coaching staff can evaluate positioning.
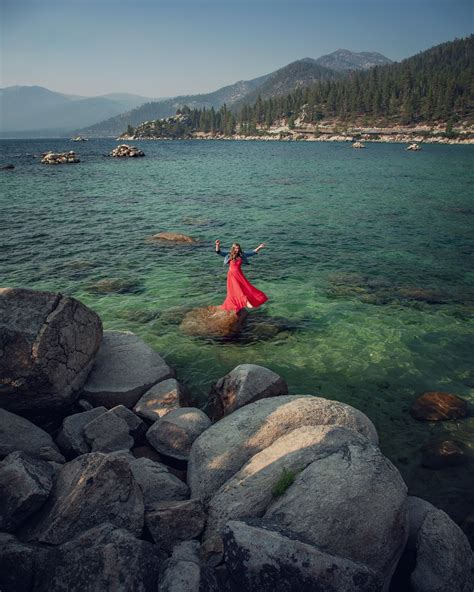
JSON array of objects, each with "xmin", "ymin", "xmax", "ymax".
[{"xmin": 1, "ymin": 138, "xmax": 473, "ymax": 541}]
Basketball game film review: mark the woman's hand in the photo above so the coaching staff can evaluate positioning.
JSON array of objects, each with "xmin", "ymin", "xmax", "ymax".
[
  {"xmin": 254, "ymin": 243, "xmax": 265, "ymax": 253},
  {"xmin": 215, "ymin": 239, "xmax": 221, "ymax": 252}
]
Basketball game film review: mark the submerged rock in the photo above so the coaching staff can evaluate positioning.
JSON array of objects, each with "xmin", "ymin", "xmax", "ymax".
[
  {"xmin": 82, "ymin": 330, "xmax": 174, "ymax": 408},
  {"xmin": 0, "ymin": 288, "xmax": 102, "ymax": 413},
  {"xmin": 410, "ymin": 391, "xmax": 468, "ymax": 421},
  {"xmin": 86, "ymin": 278, "xmax": 142, "ymax": 294},
  {"xmin": 152, "ymin": 231, "xmax": 198, "ymax": 244},
  {"xmin": 207, "ymin": 363, "xmax": 288, "ymax": 421},
  {"xmin": 421, "ymin": 439, "xmax": 468, "ymax": 469},
  {"xmin": 180, "ymin": 306, "xmax": 248, "ymax": 338}
]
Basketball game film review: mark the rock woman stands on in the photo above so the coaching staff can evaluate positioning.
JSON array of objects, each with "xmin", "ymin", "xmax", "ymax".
[{"xmin": 215, "ymin": 240, "xmax": 268, "ymax": 312}]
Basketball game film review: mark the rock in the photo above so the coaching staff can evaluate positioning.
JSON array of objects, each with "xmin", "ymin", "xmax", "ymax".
[
  {"xmin": 41, "ymin": 151, "xmax": 80, "ymax": 164},
  {"xmin": 188, "ymin": 395, "xmax": 378, "ymax": 505},
  {"xmin": 200, "ymin": 533, "xmax": 224, "ymax": 567},
  {"xmin": 1, "ymin": 164, "xmax": 15, "ymax": 170},
  {"xmin": 411, "ymin": 508, "xmax": 473, "ymax": 592},
  {"xmin": 83, "ymin": 409, "xmax": 134, "ymax": 453},
  {"xmin": 207, "ymin": 364, "xmax": 288, "ymax": 421},
  {"xmin": 171, "ymin": 539, "xmax": 201, "ymax": 564},
  {"xmin": 147, "ymin": 407, "xmax": 211, "ymax": 461},
  {"xmin": 152, "ymin": 232, "xmax": 198, "ymax": 244},
  {"xmin": 110, "ymin": 144, "xmax": 145, "ymax": 158},
  {"xmin": 82, "ymin": 330, "xmax": 174, "ymax": 408},
  {"xmin": 406, "ymin": 496, "xmax": 437, "ymax": 549},
  {"xmin": 223, "ymin": 520, "xmax": 383, "ymax": 592},
  {"xmin": 111, "ymin": 404, "xmax": 147, "ymax": 443},
  {"xmin": 180, "ymin": 306, "xmax": 248, "ymax": 338},
  {"xmin": 86, "ymin": 277, "xmax": 141, "ymax": 294},
  {"xmin": 262, "ymin": 438, "xmax": 408, "ymax": 581},
  {"xmin": 204, "ymin": 425, "xmax": 371, "ymax": 540},
  {"xmin": 76, "ymin": 398, "xmax": 93, "ymax": 411},
  {"xmin": 22, "ymin": 452, "xmax": 144, "ymax": 545},
  {"xmin": 410, "ymin": 391, "xmax": 468, "ymax": 421},
  {"xmin": 56, "ymin": 407, "xmax": 107, "ymax": 458},
  {"xmin": 129, "ymin": 457, "xmax": 189, "ymax": 509},
  {"xmin": 134, "ymin": 378, "xmax": 184, "ymax": 422},
  {"xmin": 146, "ymin": 499, "xmax": 206, "ymax": 554},
  {"xmin": 35, "ymin": 524, "xmax": 163, "ymax": 592},
  {"xmin": 0, "ymin": 288, "xmax": 102, "ymax": 413},
  {"xmin": 421, "ymin": 439, "xmax": 468, "ymax": 469},
  {"xmin": 158, "ymin": 559, "xmax": 201, "ymax": 592},
  {"xmin": 0, "ymin": 451, "xmax": 54, "ymax": 531},
  {"xmin": 0, "ymin": 533, "xmax": 46, "ymax": 592},
  {"xmin": 0, "ymin": 408, "xmax": 64, "ymax": 463}
]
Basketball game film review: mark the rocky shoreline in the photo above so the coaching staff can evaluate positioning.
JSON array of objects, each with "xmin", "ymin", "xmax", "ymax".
[{"xmin": 1, "ymin": 287, "xmax": 473, "ymax": 592}]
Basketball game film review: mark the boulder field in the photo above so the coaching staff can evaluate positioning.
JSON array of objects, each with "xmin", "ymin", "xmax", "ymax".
[{"xmin": 0, "ymin": 288, "xmax": 472, "ymax": 592}]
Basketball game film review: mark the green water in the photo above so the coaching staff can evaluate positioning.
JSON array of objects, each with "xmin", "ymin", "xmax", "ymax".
[{"xmin": 1, "ymin": 138, "xmax": 473, "ymax": 531}]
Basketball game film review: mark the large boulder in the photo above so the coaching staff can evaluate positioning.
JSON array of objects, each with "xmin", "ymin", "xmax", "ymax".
[
  {"xmin": 223, "ymin": 520, "xmax": 383, "ymax": 592},
  {"xmin": 129, "ymin": 457, "xmax": 189, "ymax": 509},
  {"xmin": 22, "ymin": 452, "xmax": 144, "ymax": 545},
  {"xmin": 34, "ymin": 523, "xmax": 164, "ymax": 592},
  {"xmin": 134, "ymin": 378, "xmax": 185, "ymax": 422},
  {"xmin": 180, "ymin": 306, "xmax": 248, "ymax": 338},
  {"xmin": 410, "ymin": 508, "xmax": 473, "ymax": 592},
  {"xmin": 188, "ymin": 395, "xmax": 378, "ymax": 505},
  {"xmin": 262, "ymin": 438, "xmax": 408, "ymax": 582},
  {"xmin": 410, "ymin": 391, "xmax": 468, "ymax": 421},
  {"xmin": 146, "ymin": 499, "xmax": 207, "ymax": 554},
  {"xmin": 207, "ymin": 364, "xmax": 288, "ymax": 421},
  {"xmin": 0, "ymin": 408, "xmax": 64, "ymax": 462},
  {"xmin": 204, "ymin": 425, "xmax": 370, "ymax": 539},
  {"xmin": 56, "ymin": 407, "xmax": 107, "ymax": 458},
  {"xmin": 83, "ymin": 409, "xmax": 134, "ymax": 453},
  {"xmin": 82, "ymin": 330, "xmax": 174, "ymax": 408},
  {"xmin": 0, "ymin": 288, "xmax": 102, "ymax": 412},
  {"xmin": 147, "ymin": 407, "xmax": 211, "ymax": 461},
  {"xmin": 0, "ymin": 533, "xmax": 46, "ymax": 592},
  {"xmin": 0, "ymin": 451, "xmax": 54, "ymax": 532}
]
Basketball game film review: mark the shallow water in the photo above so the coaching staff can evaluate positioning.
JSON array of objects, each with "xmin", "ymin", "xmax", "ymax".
[{"xmin": 1, "ymin": 138, "xmax": 473, "ymax": 533}]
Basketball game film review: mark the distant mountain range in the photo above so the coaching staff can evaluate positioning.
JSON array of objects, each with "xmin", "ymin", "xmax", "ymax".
[
  {"xmin": 0, "ymin": 87, "xmax": 158, "ymax": 137},
  {"xmin": 0, "ymin": 50, "xmax": 392, "ymax": 138}
]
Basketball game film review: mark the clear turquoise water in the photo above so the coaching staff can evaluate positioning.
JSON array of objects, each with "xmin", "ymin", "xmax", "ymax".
[{"xmin": 1, "ymin": 138, "xmax": 473, "ymax": 531}]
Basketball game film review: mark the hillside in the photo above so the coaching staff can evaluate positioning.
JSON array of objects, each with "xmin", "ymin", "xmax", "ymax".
[
  {"xmin": 316, "ymin": 49, "xmax": 392, "ymax": 70},
  {"xmin": 78, "ymin": 49, "xmax": 391, "ymax": 137},
  {"xmin": 122, "ymin": 37, "xmax": 473, "ymax": 141}
]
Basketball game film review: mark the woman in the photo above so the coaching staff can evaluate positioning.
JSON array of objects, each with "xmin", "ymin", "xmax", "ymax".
[{"xmin": 215, "ymin": 239, "xmax": 268, "ymax": 312}]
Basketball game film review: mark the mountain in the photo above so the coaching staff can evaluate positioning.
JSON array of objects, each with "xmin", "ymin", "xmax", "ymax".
[
  {"xmin": 315, "ymin": 49, "xmax": 393, "ymax": 71},
  {"xmin": 77, "ymin": 74, "xmax": 270, "ymax": 137},
  {"xmin": 78, "ymin": 50, "xmax": 391, "ymax": 137},
  {"xmin": 0, "ymin": 86, "xmax": 156, "ymax": 137}
]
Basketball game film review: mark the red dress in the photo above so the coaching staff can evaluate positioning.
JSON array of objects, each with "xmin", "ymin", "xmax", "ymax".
[{"xmin": 221, "ymin": 257, "xmax": 268, "ymax": 312}]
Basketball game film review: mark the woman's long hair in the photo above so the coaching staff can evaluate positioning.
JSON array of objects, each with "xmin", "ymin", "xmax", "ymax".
[{"xmin": 229, "ymin": 243, "xmax": 243, "ymax": 261}]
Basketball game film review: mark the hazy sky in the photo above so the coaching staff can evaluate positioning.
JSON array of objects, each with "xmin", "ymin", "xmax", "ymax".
[{"xmin": 1, "ymin": 0, "xmax": 472, "ymax": 97}]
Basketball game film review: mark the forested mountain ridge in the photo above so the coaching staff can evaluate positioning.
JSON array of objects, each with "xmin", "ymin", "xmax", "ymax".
[
  {"xmin": 124, "ymin": 36, "xmax": 473, "ymax": 140},
  {"xmin": 315, "ymin": 49, "xmax": 392, "ymax": 71},
  {"xmin": 79, "ymin": 49, "xmax": 390, "ymax": 137}
]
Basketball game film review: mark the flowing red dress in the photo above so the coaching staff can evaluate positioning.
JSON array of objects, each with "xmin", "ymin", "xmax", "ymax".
[{"xmin": 220, "ymin": 257, "xmax": 268, "ymax": 312}]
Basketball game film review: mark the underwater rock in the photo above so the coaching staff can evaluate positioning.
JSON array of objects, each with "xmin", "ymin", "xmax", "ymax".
[
  {"xmin": 411, "ymin": 391, "xmax": 468, "ymax": 421},
  {"xmin": 421, "ymin": 439, "xmax": 468, "ymax": 469},
  {"xmin": 1, "ymin": 164, "xmax": 15, "ymax": 170},
  {"xmin": 151, "ymin": 232, "xmax": 198, "ymax": 244},
  {"xmin": 86, "ymin": 278, "xmax": 141, "ymax": 294},
  {"xmin": 180, "ymin": 306, "xmax": 248, "ymax": 338}
]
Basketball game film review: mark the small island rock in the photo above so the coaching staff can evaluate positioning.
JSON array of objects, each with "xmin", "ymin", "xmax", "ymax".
[{"xmin": 180, "ymin": 306, "xmax": 248, "ymax": 338}]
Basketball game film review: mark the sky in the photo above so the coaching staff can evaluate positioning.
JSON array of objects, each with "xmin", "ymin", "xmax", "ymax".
[{"xmin": 1, "ymin": 0, "xmax": 472, "ymax": 98}]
